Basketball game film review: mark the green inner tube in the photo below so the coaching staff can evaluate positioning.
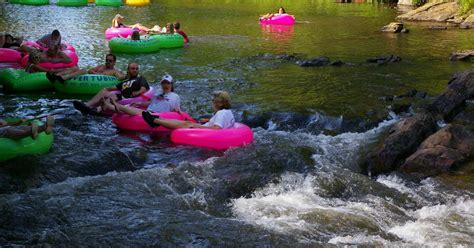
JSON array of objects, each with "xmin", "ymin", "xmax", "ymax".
[
  {"xmin": 9, "ymin": 0, "xmax": 22, "ymax": 4},
  {"xmin": 95, "ymin": 0, "xmax": 121, "ymax": 6},
  {"xmin": 109, "ymin": 36, "xmax": 161, "ymax": 53},
  {"xmin": 19, "ymin": 0, "xmax": 49, "ymax": 5},
  {"xmin": 54, "ymin": 74, "xmax": 120, "ymax": 94},
  {"xmin": 57, "ymin": 0, "xmax": 88, "ymax": 6},
  {"xmin": 0, "ymin": 69, "xmax": 52, "ymax": 92},
  {"xmin": 0, "ymin": 120, "xmax": 54, "ymax": 162},
  {"xmin": 149, "ymin": 34, "xmax": 185, "ymax": 49}
]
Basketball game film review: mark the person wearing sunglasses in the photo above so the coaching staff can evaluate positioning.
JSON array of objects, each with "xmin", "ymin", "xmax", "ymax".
[
  {"xmin": 101, "ymin": 74, "xmax": 181, "ymax": 116},
  {"xmin": 47, "ymin": 54, "xmax": 126, "ymax": 83},
  {"xmin": 73, "ymin": 62, "xmax": 149, "ymax": 115}
]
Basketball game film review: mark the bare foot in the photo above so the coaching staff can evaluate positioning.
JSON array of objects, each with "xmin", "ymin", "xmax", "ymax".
[{"xmin": 31, "ymin": 122, "xmax": 38, "ymax": 139}]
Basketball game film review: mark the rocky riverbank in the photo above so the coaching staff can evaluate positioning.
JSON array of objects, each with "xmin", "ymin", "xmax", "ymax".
[
  {"xmin": 362, "ymin": 69, "xmax": 474, "ymax": 178},
  {"xmin": 397, "ymin": 1, "xmax": 474, "ymax": 29}
]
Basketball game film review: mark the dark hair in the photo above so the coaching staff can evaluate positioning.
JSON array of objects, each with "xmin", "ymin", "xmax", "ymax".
[
  {"xmin": 127, "ymin": 62, "xmax": 139, "ymax": 69},
  {"xmin": 106, "ymin": 53, "xmax": 116, "ymax": 62},
  {"xmin": 52, "ymin": 30, "xmax": 60, "ymax": 36},
  {"xmin": 173, "ymin": 22, "xmax": 180, "ymax": 30},
  {"xmin": 279, "ymin": 7, "xmax": 286, "ymax": 13},
  {"xmin": 131, "ymin": 31, "xmax": 140, "ymax": 40}
]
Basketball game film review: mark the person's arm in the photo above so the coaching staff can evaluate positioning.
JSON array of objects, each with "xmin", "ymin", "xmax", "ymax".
[
  {"xmin": 130, "ymin": 101, "xmax": 150, "ymax": 108},
  {"xmin": 36, "ymin": 35, "xmax": 49, "ymax": 48},
  {"xmin": 46, "ymin": 52, "xmax": 71, "ymax": 64},
  {"xmin": 87, "ymin": 65, "xmax": 102, "ymax": 74},
  {"xmin": 57, "ymin": 52, "xmax": 72, "ymax": 64},
  {"xmin": 191, "ymin": 122, "xmax": 222, "ymax": 130},
  {"xmin": 131, "ymin": 86, "xmax": 147, "ymax": 97},
  {"xmin": 105, "ymin": 86, "xmax": 118, "ymax": 91},
  {"xmin": 173, "ymin": 96, "xmax": 181, "ymax": 112},
  {"xmin": 114, "ymin": 70, "xmax": 127, "ymax": 80}
]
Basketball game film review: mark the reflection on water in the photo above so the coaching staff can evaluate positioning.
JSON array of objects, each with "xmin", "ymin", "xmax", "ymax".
[{"xmin": 260, "ymin": 24, "xmax": 294, "ymax": 53}]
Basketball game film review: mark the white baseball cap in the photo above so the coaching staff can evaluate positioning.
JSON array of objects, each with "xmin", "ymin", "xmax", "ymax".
[{"xmin": 161, "ymin": 75, "xmax": 173, "ymax": 83}]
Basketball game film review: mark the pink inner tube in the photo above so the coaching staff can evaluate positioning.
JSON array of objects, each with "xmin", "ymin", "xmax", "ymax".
[
  {"xmin": 105, "ymin": 27, "xmax": 143, "ymax": 40},
  {"xmin": 0, "ymin": 48, "xmax": 22, "ymax": 63},
  {"xmin": 171, "ymin": 123, "xmax": 254, "ymax": 150},
  {"xmin": 111, "ymin": 86, "xmax": 156, "ymax": 105},
  {"xmin": 21, "ymin": 49, "xmax": 79, "ymax": 69},
  {"xmin": 22, "ymin": 41, "xmax": 76, "ymax": 52},
  {"xmin": 112, "ymin": 111, "xmax": 196, "ymax": 133},
  {"xmin": 260, "ymin": 14, "xmax": 295, "ymax": 25},
  {"xmin": 0, "ymin": 63, "xmax": 22, "ymax": 69}
]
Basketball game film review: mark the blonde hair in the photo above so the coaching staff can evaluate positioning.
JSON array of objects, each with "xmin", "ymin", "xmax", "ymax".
[{"xmin": 212, "ymin": 91, "xmax": 231, "ymax": 110}]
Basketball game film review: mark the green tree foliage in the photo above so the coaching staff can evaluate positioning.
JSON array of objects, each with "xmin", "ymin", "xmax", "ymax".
[{"xmin": 459, "ymin": 0, "xmax": 473, "ymax": 14}]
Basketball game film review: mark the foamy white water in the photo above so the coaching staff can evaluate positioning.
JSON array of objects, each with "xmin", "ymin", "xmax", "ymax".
[{"xmin": 232, "ymin": 121, "xmax": 473, "ymax": 246}]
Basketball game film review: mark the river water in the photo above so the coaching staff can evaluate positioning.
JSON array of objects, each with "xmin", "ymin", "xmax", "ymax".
[{"xmin": 1, "ymin": 0, "xmax": 473, "ymax": 246}]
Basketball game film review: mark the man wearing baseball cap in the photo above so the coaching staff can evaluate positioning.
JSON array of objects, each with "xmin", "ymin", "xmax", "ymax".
[{"xmin": 100, "ymin": 74, "xmax": 181, "ymax": 116}]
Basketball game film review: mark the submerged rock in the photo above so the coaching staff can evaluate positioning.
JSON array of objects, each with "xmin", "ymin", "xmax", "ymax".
[
  {"xmin": 430, "ymin": 25, "xmax": 447, "ymax": 30},
  {"xmin": 389, "ymin": 103, "xmax": 412, "ymax": 114},
  {"xmin": 400, "ymin": 124, "xmax": 474, "ymax": 178},
  {"xmin": 381, "ymin": 22, "xmax": 405, "ymax": 33},
  {"xmin": 366, "ymin": 55, "xmax": 402, "ymax": 65},
  {"xmin": 449, "ymin": 50, "xmax": 474, "ymax": 61},
  {"xmin": 297, "ymin": 56, "xmax": 331, "ymax": 67}
]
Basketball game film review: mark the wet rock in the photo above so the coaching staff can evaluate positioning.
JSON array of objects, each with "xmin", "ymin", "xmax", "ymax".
[
  {"xmin": 330, "ymin": 60, "xmax": 344, "ymax": 66},
  {"xmin": 430, "ymin": 25, "xmax": 447, "ymax": 30},
  {"xmin": 362, "ymin": 113, "xmax": 437, "ymax": 176},
  {"xmin": 297, "ymin": 56, "xmax": 331, "ymax": 67},
  {"xmin": 397, "ymin": 2, "xmax": 459, "ymax": 22},
  {"xmin": 381, "ymin": 22, "xmax": 405, "ymax": 33},
  {"xmin": 395, "ymin": 89, "xmax": 427, "ymax": 99},
  {"xmin": 390, "ymin": 103, "xmax": 411, "ymax": 114},
  {"xmin": 452, "ymin": 104, "xmax": 474, "ymax": 132},
  {"xmin": 427, "ymin": 70, "xmax": 474, "ymax": 119},
  {"xmin": 366, "ymin": 55, "xmax": 402, "ymax": 65},
  {"xmin": 460, "ymin": 14, "xmax": 474, "ymax": 29},
  {"xmin": 397, "ymin": 89, "xmax": 418, "ymax": 98},
  {"xmin": 449, "ymin": 50, "xmax": 474, "ymax": 61},
  {"xmin": 400, "ymin": 124, "xmax": 474, "ymax": 177},
  {"xmin": 380, "ymin": 95, "xmax": 394, "ymax": 101},
  {"xmin": 275, "ymin": 54, "xmax": 300, "ymax": 61},
  {"xmin": 362, "ymin": 69, "xmax": 474, "ymax": 176},
  {"xmin": 415, "ymin": 91, "xmax": 427, "ymax": 98}
]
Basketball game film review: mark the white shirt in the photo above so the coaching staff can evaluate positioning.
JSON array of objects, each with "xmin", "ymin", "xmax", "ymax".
[
  {"xmin": 204, "ymin": 109, "xmax": 235, "ymax": 129},
  {"xmin": 147, "ymin": 92, "xmax": 181, "ymax": 113}
]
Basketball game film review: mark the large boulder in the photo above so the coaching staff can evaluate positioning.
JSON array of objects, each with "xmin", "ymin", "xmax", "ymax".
[
  {"xmin": 362, "ymin": 113, "xmax": 437, "ymax": 176},
  {"xmin": 400, "ymin": 124, "xmax": 474, "ymax": 177},
  {"xmin": 397, "ymin": 1, "xmax": 459, "ymax": 22},
  {"xmin": 460, "ymin": 14, "xmax": 474, "ymax": 29},
  {"xmin": 362, "ymin": 69, "xmax": 474, "ymax": 176},
  {"xmin": 428, "ymin": 70, "xmax": 474, "ymax": 119}
]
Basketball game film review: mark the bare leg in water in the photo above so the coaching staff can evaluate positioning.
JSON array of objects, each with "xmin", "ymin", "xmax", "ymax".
[
  {"xmin": 1, "ymin": 116, "xmax": 54, "ymax": 140},
  {"xmin": 101, "ymin": 98, "xmax": 144, "ymax": 116}
]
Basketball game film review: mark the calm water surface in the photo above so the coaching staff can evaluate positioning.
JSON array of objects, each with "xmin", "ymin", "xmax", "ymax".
[{"xmin": 0, "ymin": 0, "xmax": 473, "ymax": 246}]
